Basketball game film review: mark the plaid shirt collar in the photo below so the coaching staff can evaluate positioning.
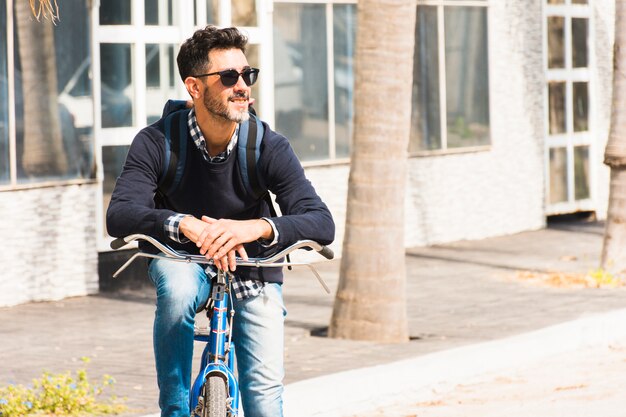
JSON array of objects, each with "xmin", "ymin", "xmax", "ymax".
[{"xmin": 188, "ymin": 107, "xmax": 239, "ymax": 163}]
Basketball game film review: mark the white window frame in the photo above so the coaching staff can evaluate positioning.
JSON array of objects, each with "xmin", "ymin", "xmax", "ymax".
[
  {"xmin": 411, "ymin": 0, "xmax": 491, "ymax": 156},
  {"xmin": 543, "ymin": 0, "xmax": 595, "ymax": 215}
]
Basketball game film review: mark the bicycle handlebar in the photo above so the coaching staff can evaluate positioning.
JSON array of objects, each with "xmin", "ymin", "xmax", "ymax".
[{"xmin": 110, "ymin": 234, "xmax": 334, "ymax": 293}]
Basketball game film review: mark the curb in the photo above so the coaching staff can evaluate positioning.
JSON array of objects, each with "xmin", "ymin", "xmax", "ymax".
[
  {"xmin": 283, "ymin": 307, "xmax": 626, "ymax": 417},
  {"xmin": 138, "ymin": 308, "xmax": 626, "ymax": 417}
]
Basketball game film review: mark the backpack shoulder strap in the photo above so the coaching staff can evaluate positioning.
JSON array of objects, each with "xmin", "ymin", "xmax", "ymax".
[
  {"xmin": 237, "ymin": 113, "xmax": 266, "ymax": 200},
  {"xmin": 157, "ymin": 109, "xmax": 189, "ymax": 197}
]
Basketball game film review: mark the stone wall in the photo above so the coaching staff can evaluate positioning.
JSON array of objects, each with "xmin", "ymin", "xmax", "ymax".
[{"xmin": 0, "ymin": 184, "xmax": 98, "ymax": 307}]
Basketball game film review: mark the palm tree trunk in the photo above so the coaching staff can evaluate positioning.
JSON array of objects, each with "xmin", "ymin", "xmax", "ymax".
[
  {"xmin": 328, "ymin": 0, "xmax": 415, "ymax": 342},
  {"xmin": 15, "ymin": 0, "xmax": 67, "ymax": 177},
  {"xmin": 601, "ymin": 0, "xmax": 626, "ymax": 273}
]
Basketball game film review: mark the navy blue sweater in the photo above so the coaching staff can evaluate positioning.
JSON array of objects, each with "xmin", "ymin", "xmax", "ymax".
[{"xmin": 106, "ymin": 115, "xmax": 335, "ymax": 283}]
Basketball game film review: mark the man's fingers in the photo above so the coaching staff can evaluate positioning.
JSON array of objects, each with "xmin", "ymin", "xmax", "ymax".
[
  {"xmin": 227, "ymin": 250, "xmax": 236, "ymax": 271},
  {"xmin": 235, "ymin": 244, "xmax": 248, "ymax": 261},
  {"xmin": 199, "ymin": 224, "xmax": 223, "ymax": 255},
  {"xmin": 201, "ymin": 215, "xmax": 216, "ymax": 223},
  {"xmin": 208, "ymin": 232, "xmax": 234, "ymax": 259}
]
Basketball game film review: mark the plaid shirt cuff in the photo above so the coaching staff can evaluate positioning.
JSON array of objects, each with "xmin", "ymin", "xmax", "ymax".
[{"xmin": 164, "ymin": 213, "xmax": 191, "ymax": 243}]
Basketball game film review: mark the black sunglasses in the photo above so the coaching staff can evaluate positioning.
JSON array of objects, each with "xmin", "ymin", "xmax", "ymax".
[{"xmin": 192, "ymin": 67, "xmax": 260, "ymax": 87}]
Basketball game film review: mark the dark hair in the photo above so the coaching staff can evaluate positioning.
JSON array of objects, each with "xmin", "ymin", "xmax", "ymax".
[{"xmin": 177, "ymin": 25, "xmax": 248, "ymax": 81}]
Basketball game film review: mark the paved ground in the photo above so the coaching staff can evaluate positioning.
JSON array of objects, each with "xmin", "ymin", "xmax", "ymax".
[
  {"xmin": 359, "ymin": 339, "xmax": 626, "ymax": 417},
  {"xmin": 1, "ymin": 219, "xmax": 626, "ymax": 416}
]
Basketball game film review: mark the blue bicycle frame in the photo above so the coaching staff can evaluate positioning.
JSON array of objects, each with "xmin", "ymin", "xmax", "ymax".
[
  {"xmin": 190, "ymin": 272, "xmax": 239, "ymax": 416},
  {"xmin": 110, "ymin": 235, "xmax": 334, "ymax": 417}
]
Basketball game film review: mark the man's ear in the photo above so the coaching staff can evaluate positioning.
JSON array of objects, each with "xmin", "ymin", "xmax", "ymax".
[{"xmin": 184, "ymin": 77, "xmax": 203, "ymax": 99}]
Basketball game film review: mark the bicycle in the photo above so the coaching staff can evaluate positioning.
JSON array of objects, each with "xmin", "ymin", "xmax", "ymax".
[{"xmin": 110, "ymin": 234, "xmax": 334, "ymax": 417}]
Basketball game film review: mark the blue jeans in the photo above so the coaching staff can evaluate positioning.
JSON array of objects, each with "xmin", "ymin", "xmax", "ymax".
[{"xmin": 148, "ymin": 259, "xmax": 286, "ymax": 417}]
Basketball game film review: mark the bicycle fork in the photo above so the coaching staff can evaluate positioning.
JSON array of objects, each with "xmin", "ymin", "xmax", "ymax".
[{"xmin": 190, "ymin": 272, "xmax": 239, "ymax": 416}]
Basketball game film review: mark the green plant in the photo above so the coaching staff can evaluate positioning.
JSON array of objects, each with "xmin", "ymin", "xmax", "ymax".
[
  {"xmin": 0, "ymin": 359, "xmax": 126, "ymax": 417},
  {"xmin": 586, "ymin": 268, "xmax": 624, "ymax": 287}
]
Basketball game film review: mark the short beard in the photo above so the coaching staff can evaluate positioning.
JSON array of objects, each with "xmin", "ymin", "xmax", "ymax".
[{"xmin": 203, "ymin": 91, "xmax": 250, "ymax": 123}]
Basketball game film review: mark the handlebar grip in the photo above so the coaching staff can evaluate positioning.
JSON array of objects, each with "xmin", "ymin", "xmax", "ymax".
[
  {"xmin": 110, "ymin": 237, "xmax": 129, "ymax": 250},
  {"xmin": 318, "ymin": 246, "xmax": 334, "ymax": 260}
]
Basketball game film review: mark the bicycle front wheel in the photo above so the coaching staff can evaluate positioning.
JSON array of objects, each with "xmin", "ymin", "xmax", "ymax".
[{"xmin": 202, "ymin": 375, "xmax": 228, "ymax": 417}]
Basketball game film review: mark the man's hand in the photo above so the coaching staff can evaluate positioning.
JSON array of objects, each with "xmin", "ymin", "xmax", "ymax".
[{"xmin": 179, "ymin": 215, "xmax": 273, "ymax": 271}]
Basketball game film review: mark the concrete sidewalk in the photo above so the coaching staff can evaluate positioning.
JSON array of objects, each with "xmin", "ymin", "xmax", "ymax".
[{"xmin": 1, "ymin": 219, "xmax": 625, "ymax": 416}]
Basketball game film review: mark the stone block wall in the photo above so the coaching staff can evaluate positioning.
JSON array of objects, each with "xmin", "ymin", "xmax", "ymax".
[{"xmin": 0, "ymin": 184, "xmax": 98, "ymax": 307}]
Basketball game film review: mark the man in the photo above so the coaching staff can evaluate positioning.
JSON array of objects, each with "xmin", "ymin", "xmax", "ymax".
[{"xmin": 106, "ymin": 26, "xmax": 335, "ymax": 417}]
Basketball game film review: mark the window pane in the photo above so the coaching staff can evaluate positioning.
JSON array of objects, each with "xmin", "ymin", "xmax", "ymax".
[
  {"xmin": 207, "ymin": 0, "xmax": 219, "ymax": 24},
  {"xmin": 445, "ymin": 6, "xmax": 490, "ymax": 148},
  {"xmin": 232, "ymin": 0, "xmax": 257, "ymax": 27},
  {"xmin": 103, "ymin": 145, "xmax": 129, "ymax": 237},
  {"xmin": 0, "ymin": 1, "xmax": 9, "ymax": 183},
  {"xmin": 100, "ymin": 43, "xmax": 134, "ymax": 128},
  {"xmin": 145, "ymin": 0, "xmax": 181, "ymax": 26},
  {"xmin": 274, "ymin": 4, "xmax": 328, "ymax": 161},
  {"xmin": 548, "ymin": 82, "xmax": 566, "ymax": 134},
  {"xmin": 246, "ymin": 44, "xmax": 261, "ymax": 116},
  {"xmin": 549, "ymin": 147, "xmax": 568, "ymax": 204},
  {"xmin": 100, "ymin": 0, "xmax": 131, "ymax": 25},
  {"xmin": 548, "ymin": 16, "xmax": 565, "ymax": 69},
  {"xmin": 333, "ymin": 4, "xmax": 356, "ymax": 159},
  {"xmin": 547, "ymin": 0, "xmax": 565, "ymax": 3},
  {"xmin": 572, "ymin": 18, "xmax": 588, "ymax": 68},
  {"xmin": 574, "ymin": 146, "xmax": 590, "ymax": 200},
  {"xmin": 411, "ymin": 6, "xmax": 441, "ymax": 152},
  {"xmin": 14, "ymin": 0, "xmax": 94, "ymax": 182},
  {"xmin": 572, "ymin": 0, "xmax": 588, "ymax": 4},
  {"xmin": 146, "ymin": 44, "xmax": 178, "ymax": 124},
  {"xmin": 573, "ymin": 81, "xmax": 588, "ymax": 132}
]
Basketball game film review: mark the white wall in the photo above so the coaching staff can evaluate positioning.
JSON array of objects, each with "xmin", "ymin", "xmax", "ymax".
[{"xmin": 0, "ymin": 184, "xmax": 98, "ymax": 307}]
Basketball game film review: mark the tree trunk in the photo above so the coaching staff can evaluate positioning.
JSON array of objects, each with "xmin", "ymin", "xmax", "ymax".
[
  {"xmin": 328, "ymin": 0, "xmax": 415, "ymax": 342},
  {"xmin": 15, "ymin": 0, "xmax": 67, "ymax": 177},
  {"xmin": 601, "ymin": 0, "xmax": 626, "ymax": 274}
]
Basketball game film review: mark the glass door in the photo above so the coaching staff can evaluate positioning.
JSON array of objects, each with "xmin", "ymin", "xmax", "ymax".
[
  {"xmin": 94, "ymin": 0, "xmax": 270, "ymax": 251},
  {"xmin": 545, "ymin": 0, "xmax": 594, "ymax": 215}
]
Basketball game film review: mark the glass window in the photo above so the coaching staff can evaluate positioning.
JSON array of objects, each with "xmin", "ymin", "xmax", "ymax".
[
  {"xmin": 206, "ymin": 0, "xmax": 219, "ymax": 24},
  {"xmin": 146, "ymin": 44, "xmax": 178, "ymax": 124},
  {"xmin": 411, "ymin": 6, "xmax": 441, "ymax": 152},
  {"xmin": 573, "ymin": 81, "xmax": 588, "ymax": 132},
  {"xmin": 547, "ymin": 16, "xmax": 565, "ymax": 69},
  {"xmin": 13, "ymin": 0, "xmax": 94, "ymax": 182},
  {"xmin": 411, "ymin": 4, "xmax": 489, "ymax": 152},
  {"xmin": 100, "ymin": 43, "xmax": 134, "ymax": 128},
  {"xmin": 333, "ymin": 4, "xmax": 356, "ymax": 158},
  {"xmin": 274, "ymin": 3, "xmax": 328, "ymax": 161},
  {"xmin": 0, "ymin": 0, "xmax": 9, "ymax": 183},
  {"xmin": 549, "ymin": 147, "xmax": 568, "ymax": 204},
  {"xmin": 444, "ymin": 6, "xmax": 489, "ymax": 148},
  {"xmin": 548, "ymin": 82, "xmax": 566, "ymax": 134},
  {"xmin": 246, "ymin": 44, "xmax": 261, "ymax": 116},
  {"xmin": 100, "ymin": 0, "xmax": 131, "ymax": 25},
  {"xmin": 571, "ymin": 17, "xmax": 588, "ymax": 68},
  {"xmin": 145, "ymin": 0, "xmax": 181, "ymax": 26},
  {"xmin": 574, "ymin": 145, "xmax": 590, "ymax": 200},
  {"xmin": 103, "ymin": 145, "xmax": 130, "ymax": 237},
  {"xmin": 232, "ymin": 0, "xmax": 257, "ymax": 27}
]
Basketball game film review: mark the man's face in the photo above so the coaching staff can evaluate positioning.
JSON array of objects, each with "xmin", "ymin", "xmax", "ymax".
[{"xmin": 200, "ymin": 48, "xmax": 251, "ymax": 123}]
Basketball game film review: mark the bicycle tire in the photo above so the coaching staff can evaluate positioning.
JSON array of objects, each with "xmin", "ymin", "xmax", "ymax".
[{"xmin": 202, "ymin": 375, "xmax": 228, "ymax": 417}]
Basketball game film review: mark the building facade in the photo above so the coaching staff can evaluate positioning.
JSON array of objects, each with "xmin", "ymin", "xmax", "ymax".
[{"xmin": 0, "ymin": 0, "xmax": 613, "ymax": 306}]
